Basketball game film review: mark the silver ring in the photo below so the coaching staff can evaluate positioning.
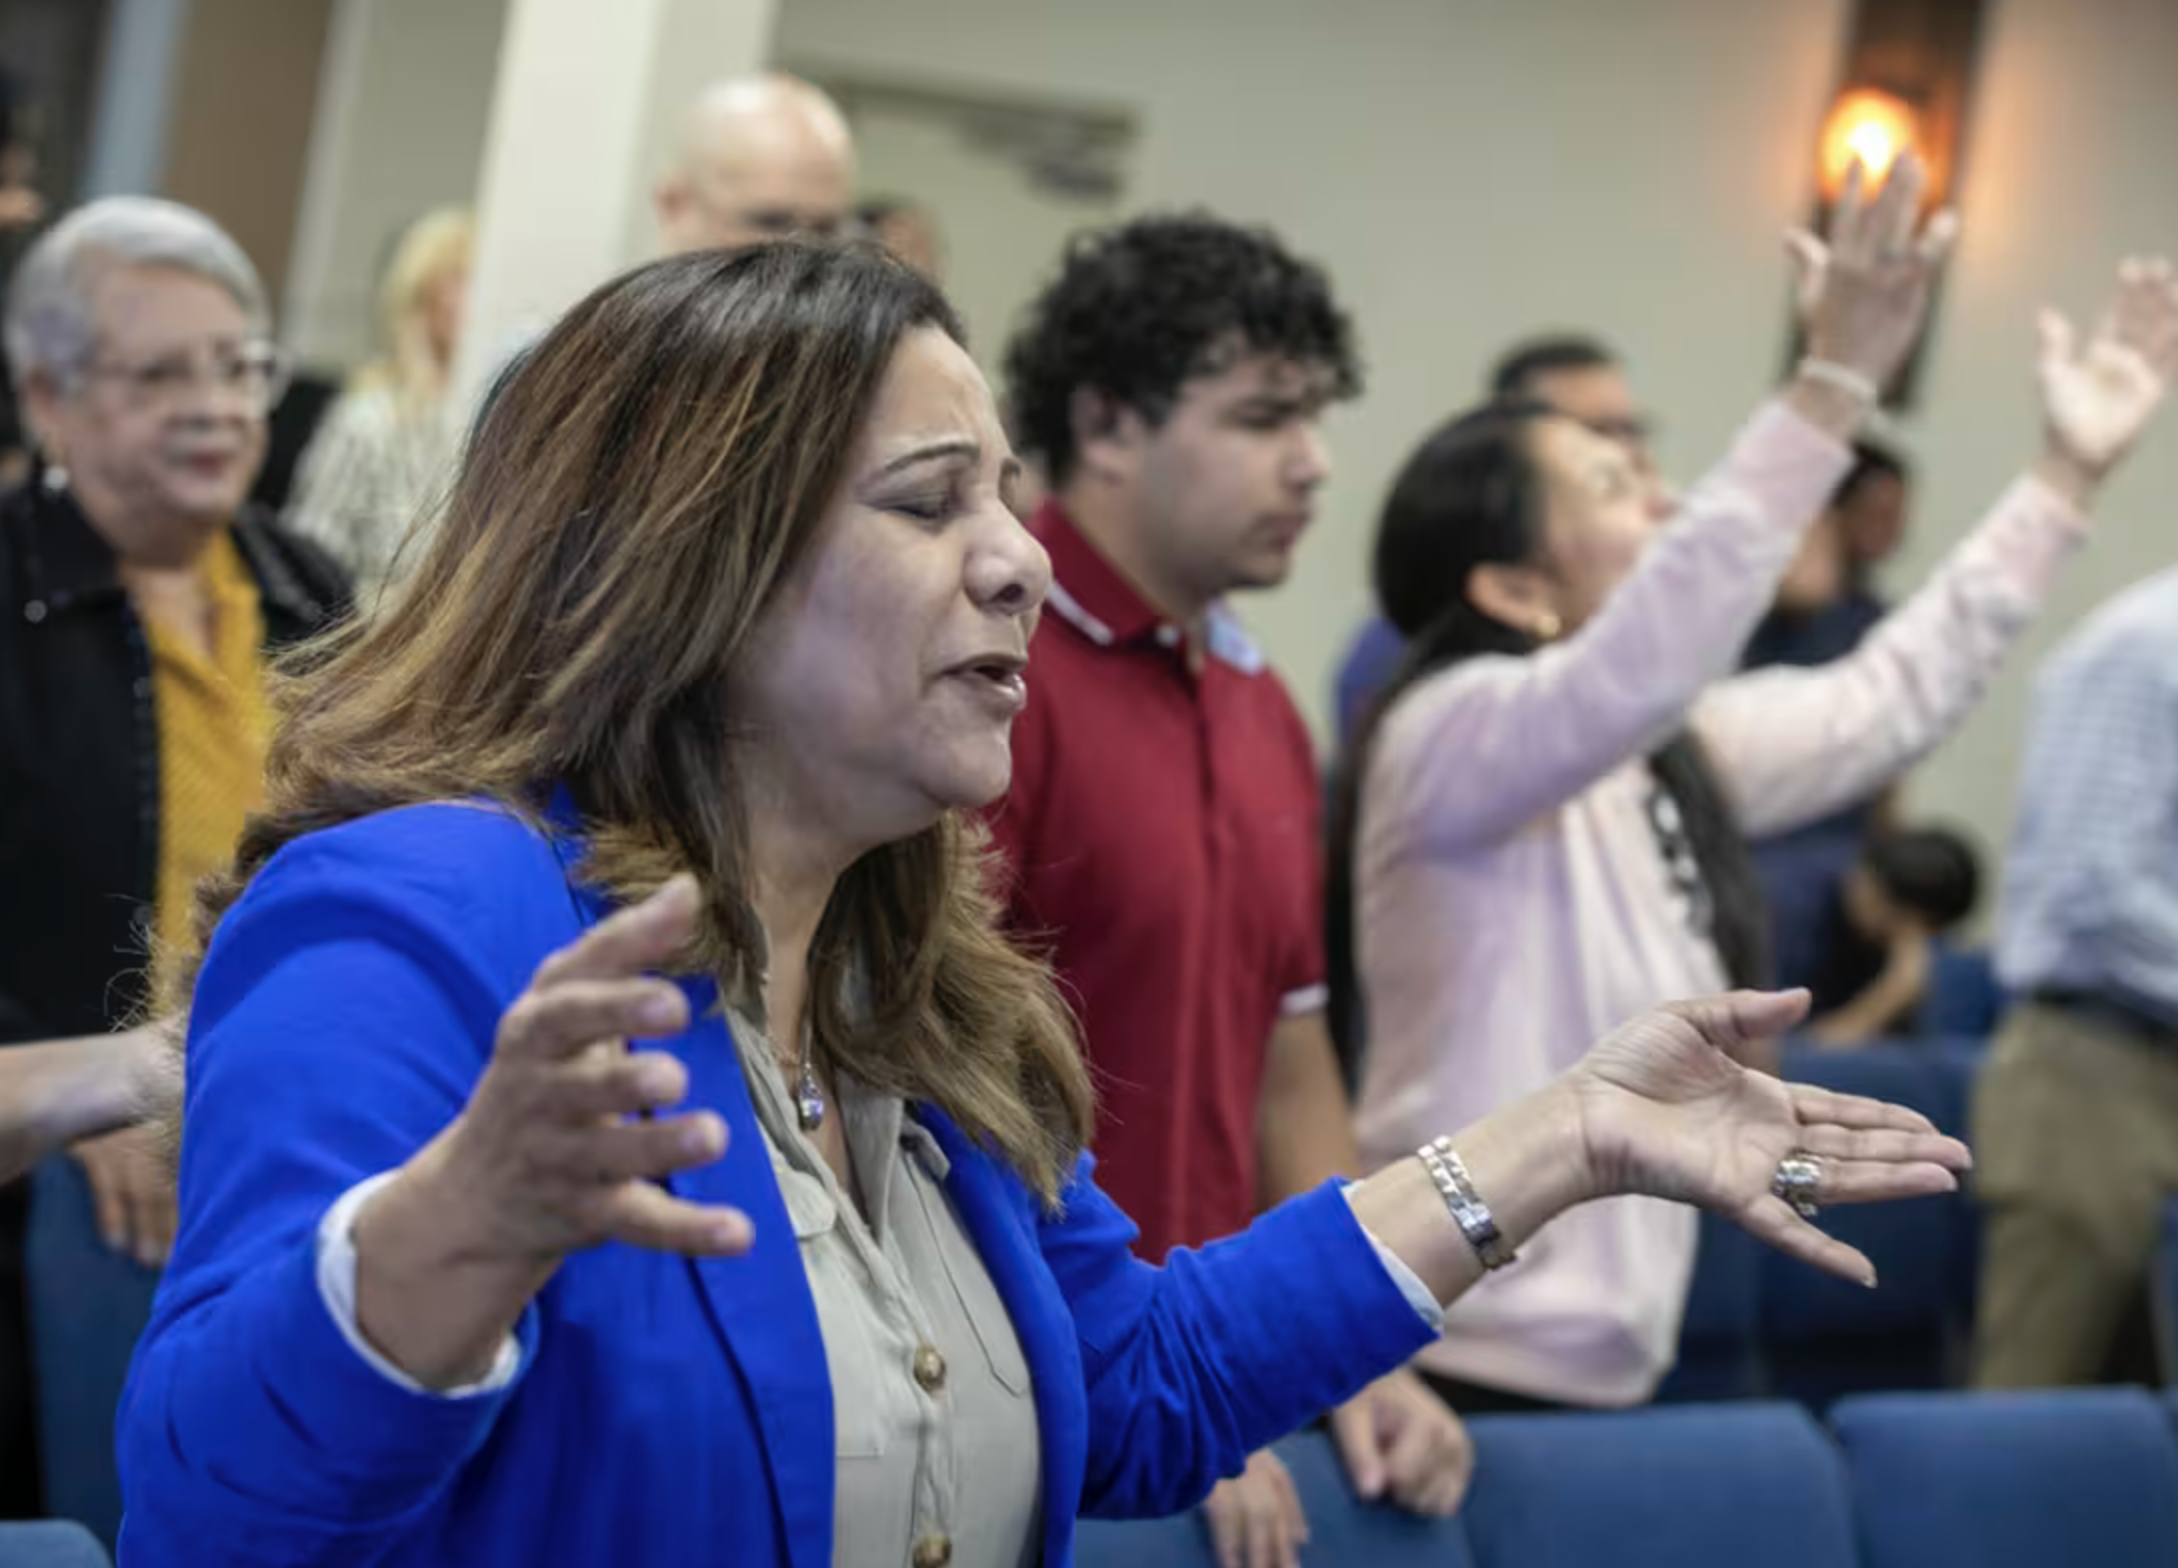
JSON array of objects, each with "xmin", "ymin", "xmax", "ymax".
[{"xmin": 1772, "ymin": 1152, "xmax": 1824, "ymax": 1221}]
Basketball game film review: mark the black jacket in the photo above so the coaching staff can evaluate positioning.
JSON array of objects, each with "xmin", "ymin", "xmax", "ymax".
[{"xmin": 0, "ymin": 481, "xmax": 350, "ymax": 1044}]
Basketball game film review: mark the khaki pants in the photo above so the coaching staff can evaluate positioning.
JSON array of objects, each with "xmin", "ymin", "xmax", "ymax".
[{"xmin": 1971, "ymin": 1001, "xmax": 2178, "ymax": 1388}]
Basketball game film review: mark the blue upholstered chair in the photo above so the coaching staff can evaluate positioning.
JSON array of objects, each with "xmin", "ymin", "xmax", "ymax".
[
  {"xmin": 1459, "ymin": 1403, "xmax": 1857, "ymax": 1568},
  {"xmin": 1655, "ymin": 1211, "xmax": 1765, "ymax": 1403},
  {"xmin": 0, "ymin": 1521, "xmax": 111, "ymax": 1567},
  {"xmin": 1833, "ymin": 1388, "xmax": 2178, "ymax": 1568},
  {"xmin": 1916, "ymin": 944, "xmax": 2005, "ymax": 1038},
  {"xmin": 1075, "ymin": 1427, "xmax": 1475, "ymax": 1568}
]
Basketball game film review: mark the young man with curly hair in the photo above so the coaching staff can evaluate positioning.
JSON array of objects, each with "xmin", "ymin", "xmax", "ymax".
[{"xmin": 987, "ymin": 215, "xmax": 1472, "ymax": 1567}]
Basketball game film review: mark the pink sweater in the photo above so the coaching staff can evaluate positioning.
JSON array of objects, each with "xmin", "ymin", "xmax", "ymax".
[{"xmin": 1351, "ymin": 402, "xmax": 2087, "ymax": 1405}]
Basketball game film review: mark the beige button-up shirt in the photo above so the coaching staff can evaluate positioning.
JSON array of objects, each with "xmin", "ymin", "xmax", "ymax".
[{"xmin": 728, "ymin": 1000, "xmax": 1043, "ymax": 1568}]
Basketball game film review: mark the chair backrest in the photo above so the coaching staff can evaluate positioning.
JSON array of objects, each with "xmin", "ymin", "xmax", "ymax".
[
  {"xmin": 1073, "ymin": 1430, "xmax": 1474, "ymax": 1568},
  {"xmin": 1924, "ymin": 1038, "xmax": 1986, "ymax": 1325},
  {"xmin": 1753, "ymin": 825, "xmax": 1863, "ymax": 994},
  {"xmin": 1917, "ymin": 944, "xmax": 2005, "ymax": 1038},
  {"xmin": 1070, "ymin": 1502, "xmax": 1204, "ymax": 1567},
  {"xmin": 1833, "ymin": 1388, "xmax": 2178, "ymax": 1568},
  {"xmin": 1459, "ymin": 1403, "xmax": 1857, "ymax": 1568},
  {"xmin": 1655, "ymin": 1211, "xmax": 1765, "ymax": 1403},
  {"xmin": 25, "ymin": 1157, "xmax": 161, "ymax": 1551},
  {"xmin": 0, "ymin": 1520, "xmax": 112, "ymax": 1568}
]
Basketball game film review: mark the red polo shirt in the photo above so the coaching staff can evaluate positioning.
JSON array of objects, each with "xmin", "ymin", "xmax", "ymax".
[{"xmin": 985, "ymin": 501, "xmax": 1327, "ymax": 1260}]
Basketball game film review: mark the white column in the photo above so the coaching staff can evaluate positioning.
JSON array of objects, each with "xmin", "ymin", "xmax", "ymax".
[{"xmin": 450, "ymin": 0, "xmax": 781, "ymax": 408}]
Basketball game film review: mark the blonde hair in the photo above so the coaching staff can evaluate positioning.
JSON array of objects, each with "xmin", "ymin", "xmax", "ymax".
[{"xmin": 354, "ymin": 206, "xmax": 472, "ymax": 405}]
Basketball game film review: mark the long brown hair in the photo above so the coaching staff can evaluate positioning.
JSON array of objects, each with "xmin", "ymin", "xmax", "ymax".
[{"xmin": 184, "ymin": 243, "xmax": 1094, "ymax": 1199}]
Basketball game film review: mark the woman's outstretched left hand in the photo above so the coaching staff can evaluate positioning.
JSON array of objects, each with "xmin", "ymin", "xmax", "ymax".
[{"xmin": 1567, "ymin": 990, "xmax": 1971, "ymax": 1286}]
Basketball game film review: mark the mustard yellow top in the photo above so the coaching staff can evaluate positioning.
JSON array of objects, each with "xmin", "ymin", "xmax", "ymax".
[{"xmin": 143, "ymin": 531, "xmax": 271, "ymax": 978}]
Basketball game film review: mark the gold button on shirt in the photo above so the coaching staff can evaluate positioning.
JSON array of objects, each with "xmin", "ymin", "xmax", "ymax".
[
  {"xmin": 913, "ymin": 1346, "xmax": 948, "ymax": 1394},
  {"xmin": 142, "ymin": 531, "xmax": 271, "ymax": 983},
  {"xmin": 727, "ymin": 1002, "xmax": 1044, "ymax": 1568}
]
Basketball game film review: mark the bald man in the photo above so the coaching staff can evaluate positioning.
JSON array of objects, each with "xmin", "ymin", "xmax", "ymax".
[{"xmin": 652, "ymin": 72, "xmax": 857, "ymax": 255}]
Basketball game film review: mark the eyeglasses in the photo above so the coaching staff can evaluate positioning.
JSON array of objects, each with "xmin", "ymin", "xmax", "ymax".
[
  {"xmin": 737, "ymin": 208, "xmax": 868, "ymax": 242},
  {"xmin": 1580, "ymin": 413, "xmax": 1657, "ymax": 452},
  {"xmin": 682, "ymin": 181, "xmax": 869, "ymax": 246},
  {"xmin": 81, "ymin": 339, "xmax": 292, "ymax": 414}
]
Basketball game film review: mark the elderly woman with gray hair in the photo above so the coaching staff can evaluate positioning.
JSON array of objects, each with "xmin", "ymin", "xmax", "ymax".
[{"xmin": 0, "ymin": 194, "xmax": 348, "ymax": 1479}]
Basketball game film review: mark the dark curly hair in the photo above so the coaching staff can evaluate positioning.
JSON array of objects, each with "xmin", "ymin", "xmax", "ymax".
[{"xmin": 1003, "ymin": 212, "xmax": 1362, "ymax": 484}]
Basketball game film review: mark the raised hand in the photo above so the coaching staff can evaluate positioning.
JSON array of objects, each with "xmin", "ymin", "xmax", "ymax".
[
  {"xmin": 2036, "ymin": 257, "xmax": 2178, "ymax": 488},
  {"xmin": 1786, "ymin": 152, "xmax": 1959, "ymax": 392},
  {"xmin": 354, "ymin": 875, "xmax": 751, "ymax": 1388},
  {"xmin": 416, "ymin": 874, "xmax": 749, "ymax": 1263},
  {"xmin": 1568, "ymin": 990, "xmax": 1970, "ymax": 1286}
]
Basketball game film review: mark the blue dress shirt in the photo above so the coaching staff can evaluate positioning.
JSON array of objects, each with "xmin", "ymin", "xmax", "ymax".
[{"xmin": 1998, "ymin": 568, "xmax": 2178, "ymax": 1027}]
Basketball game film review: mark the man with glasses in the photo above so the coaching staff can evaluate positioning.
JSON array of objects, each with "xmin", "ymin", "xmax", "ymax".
[
  {"xmin": 468, "ymin": 73, "xmax": 859, "ymax": 416},
  {"xmin": 652, "ymin": 73, "xmax": 857, "ymax": 256},
  {"xmin": 1487, "ymin": 334, "xmax": 1660, "ymax": 483},
  {"xmin": 468, "ymin": 73, "xmax": 859, "ymax": 429},
  {"xmin": 0, "ymin": 197, "xmax": 348, "ymax": 1511}
]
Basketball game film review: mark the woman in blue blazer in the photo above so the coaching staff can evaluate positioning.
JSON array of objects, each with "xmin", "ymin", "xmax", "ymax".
[{"xmin": 118, "ymin": 243, "xmax": 1967, "ymax": 1568}]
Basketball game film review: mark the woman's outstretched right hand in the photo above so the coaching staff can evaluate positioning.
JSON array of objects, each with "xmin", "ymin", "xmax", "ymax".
[{"xmin": 353, "ymin": 875, "xmax": 751, "ymax": 1389}]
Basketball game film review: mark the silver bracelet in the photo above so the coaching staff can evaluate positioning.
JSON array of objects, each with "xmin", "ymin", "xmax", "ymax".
[
  {"xmin": 1419, "ymin": 1136, "xmax": 1518, "ymax": 1272},
  {"xmin": 1795, "ymin": 356, "xmax": 1882, "ymax": 409}
]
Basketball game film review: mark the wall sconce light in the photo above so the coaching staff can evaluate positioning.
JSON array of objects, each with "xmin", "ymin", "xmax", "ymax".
[
  {"xmin": 1795, "ymin": 0, "xmax": 1988, "ymax": 408},
  {"xmin": 1817, "ymin": 86, "xmax": 1922, "ymax": 205}
]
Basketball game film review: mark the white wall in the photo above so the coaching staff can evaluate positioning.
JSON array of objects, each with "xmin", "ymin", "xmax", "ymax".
[
  {"xmin": 272, "ymin": 0, "xmax": 2178, "ymax": 867},
  {"xmin": 826, "ymin": 89, "xmax": 1129, "ymax": 386},
  {"xmin": 777, "ymin": 0, "xmax": 1847, "ymax": 713},
  {"xmin": 284, "ymin": 0, "xmax": 511, "ymax": 367},
  {"xmin": 1877, "ymin": 0, "xmax": 2178, "ymax": 859},
  {"xmin": 288, "ymin": 0, "xmax": 781, "ymax": 394},
  {"xmin": 776, "ymin": 0, "xmax": 2178, "ymax": 871}
]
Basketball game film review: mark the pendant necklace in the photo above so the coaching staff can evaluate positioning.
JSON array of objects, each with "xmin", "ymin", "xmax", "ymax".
[{"xmin": 794, "ymin": 1016, "xmax": 825, "ymax": 1132}]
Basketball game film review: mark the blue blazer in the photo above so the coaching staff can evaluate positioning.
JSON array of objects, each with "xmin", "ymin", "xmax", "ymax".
[{"xmin": 118, "ymin": 804, "xmax": 1432, "ymax": 1567}]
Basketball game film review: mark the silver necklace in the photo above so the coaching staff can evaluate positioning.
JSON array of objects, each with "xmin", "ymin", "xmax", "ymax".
[{"xmin": 793, "ymin": 1018, "xmax": 825, "ymax": 1131}]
